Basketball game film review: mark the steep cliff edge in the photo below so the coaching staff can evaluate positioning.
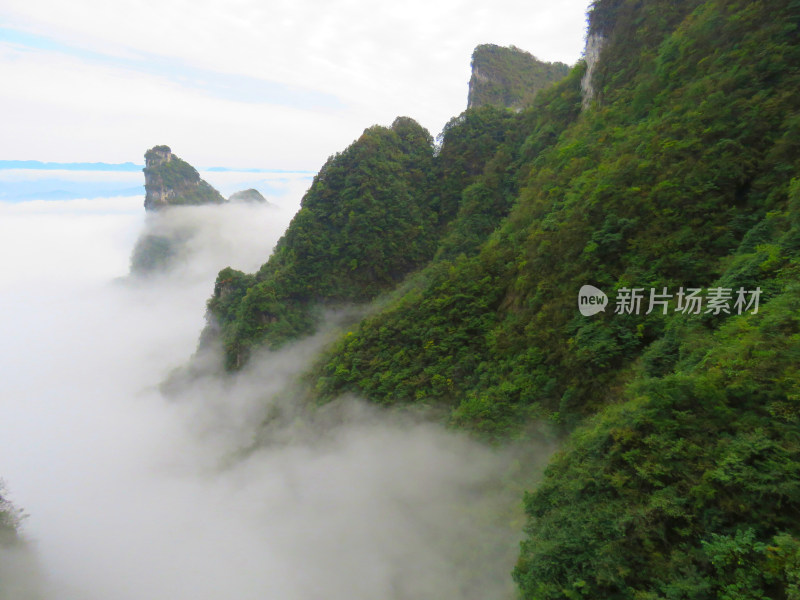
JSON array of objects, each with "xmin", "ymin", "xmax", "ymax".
[
  {"xmin": 467, "ymin": 44, "xmax": 569, "ymax": 110},
  {"xmin": 131, "ymin": 146, "xmax": 226, "ymax": 275},
  {"xmin": 143, "ymin": 145, "xmax": 225, "ymax": 211}
]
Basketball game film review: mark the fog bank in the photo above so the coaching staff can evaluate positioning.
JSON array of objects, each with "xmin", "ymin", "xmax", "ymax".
[{"xmin": 0, "ymin": 190, "xmax": 535, "ymax": 599}]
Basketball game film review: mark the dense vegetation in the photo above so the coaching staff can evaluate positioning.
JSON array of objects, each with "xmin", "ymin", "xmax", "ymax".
[
  {"xmin": 467, "ymin": 44, "xmax": 570, "ymax": 110},
  {"xmin": 202, "ymin": 112, "xmax": 526, "ymax": 368},
  {"xmin": 203, "ymin": 117, "xmax": 437, "ymax": 367},
  {"xmin": 200, "ymin": 0, "xmax": 800, "ymax": 594}
]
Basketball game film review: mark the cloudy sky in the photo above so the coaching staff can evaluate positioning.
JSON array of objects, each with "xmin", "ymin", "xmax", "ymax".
[{"xmin": 1, "ymin": 0, "xmax": 589, "ymax": 170}]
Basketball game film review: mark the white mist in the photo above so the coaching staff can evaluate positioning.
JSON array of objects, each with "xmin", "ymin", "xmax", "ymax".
[{"xmin": 0, "ymin": 183, "xmax": 526, "ymax": 599}]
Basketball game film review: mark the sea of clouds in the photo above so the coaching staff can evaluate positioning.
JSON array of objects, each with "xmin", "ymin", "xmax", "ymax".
[{"xmin": 0, "ymin": 169, "xmax": 536, "ymax": 599}]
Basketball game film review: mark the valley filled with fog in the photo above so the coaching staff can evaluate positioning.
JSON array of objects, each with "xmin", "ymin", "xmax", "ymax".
[{"xmin": 0, "ymin": 169, "xmax": 527, "ymax": 599}]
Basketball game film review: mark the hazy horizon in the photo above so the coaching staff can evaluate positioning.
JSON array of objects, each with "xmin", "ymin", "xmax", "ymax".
[{"xmin": 0, "ymin": 163, "xmax": 314, "ymax": 203}]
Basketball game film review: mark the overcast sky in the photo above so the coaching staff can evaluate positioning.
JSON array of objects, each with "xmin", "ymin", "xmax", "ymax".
[{"xmin": 0, "ymin": 0, "xmax": 589, "ymax": 170}]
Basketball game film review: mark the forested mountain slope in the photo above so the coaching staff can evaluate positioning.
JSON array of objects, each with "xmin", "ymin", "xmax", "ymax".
[
  {"xmin": 199, "ymin": 0, "xmax": 800, "ymax": 595},
  {"xmin": 201, "ymin": 111, "xmax": 521, "ymax": 368}
]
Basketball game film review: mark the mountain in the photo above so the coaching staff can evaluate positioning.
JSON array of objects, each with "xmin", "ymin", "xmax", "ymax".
[
  {"xmin": 197, "ymin": 109, "xmax": 536, "ymax": 369},
  {"xmin": 200, "ymin": 116, "xmax": 440, "ymax": 368},
  {"xmin": 228, "ymin": 188, "xmax": 268, "ymax": 204},
  {"xmin": 143, "ymin": 145, "xmax": 225, "ymax": 211},
  {"xmin": 467, "ymin": 44, "xmax": 570, "ymax": 110},
  {"xmin": 190, "ymin": 0, "xmax": 800, "ymax": 595},
  {"xmin": 131, "ymin": 146, "xmax": 228, "ymax": 275}
]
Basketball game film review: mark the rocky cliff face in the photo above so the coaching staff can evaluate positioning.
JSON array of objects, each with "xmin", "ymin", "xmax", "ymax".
[
  {"xmin": 467, "ymin": 44, "xmax": 570, "ymax": 110},
  {"xmin": 580, "ymin": 33, "xmax": 606, "ymax": 109},
  {"xmin": 131, "ymin": 145, "xmax": 227, "ymax": 275},
  {"xmin": 143, "ymin": 145, "xmax": 225, "ymax": 211}
]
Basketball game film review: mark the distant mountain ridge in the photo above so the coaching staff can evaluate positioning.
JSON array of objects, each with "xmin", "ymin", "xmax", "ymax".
[
  {"xmin": 0, "ymin": 160, "xmax": 143, "ymax": 171},
  {"xmin": 0, "ymin": 160, "xmax": 312, "ymax": 175}
]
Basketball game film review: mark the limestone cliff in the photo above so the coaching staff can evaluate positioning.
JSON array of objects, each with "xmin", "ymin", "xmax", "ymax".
[
  {"xmin": 580, "ymin": 33, "xmax": 606, "ymax": 109},
  {"xmin": 578, "ymin": 0, "xmax": 629, "ymax": 110},
  {"xmin": 467, "ymin": 44, "xmax": 570, "ymax": 110},
  {"xmin": 131, "ymin": 145, "xmax": 227, "ymax": 275},
  {"xmin": 143, "ymin": 145, "xmax": 225, "ymax": 211}
]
